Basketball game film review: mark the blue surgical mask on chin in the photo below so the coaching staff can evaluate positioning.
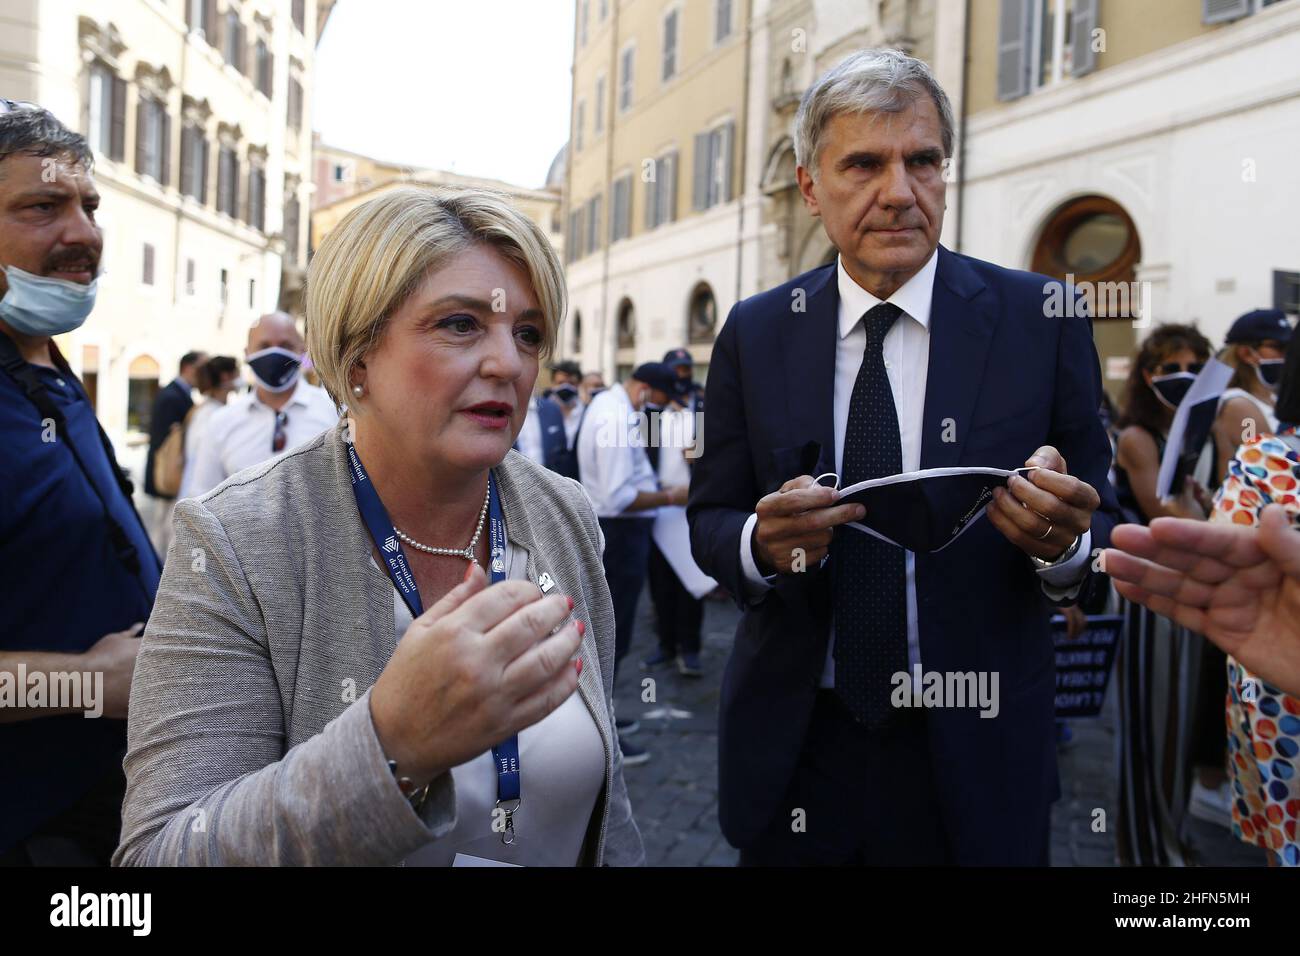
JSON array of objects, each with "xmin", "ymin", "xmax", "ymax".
[{"xmin": 0, "ymin": 264, "xmax": 98, "ymax": 336}]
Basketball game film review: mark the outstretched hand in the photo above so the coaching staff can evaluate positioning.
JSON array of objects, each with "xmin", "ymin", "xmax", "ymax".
[{"xmin": 1103, "ymin": 504, "xmax": 1300, "ymax": 697}]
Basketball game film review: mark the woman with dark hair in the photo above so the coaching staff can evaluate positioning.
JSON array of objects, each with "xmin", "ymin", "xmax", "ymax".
[
  {"xmin": 1111, "ymin": 324, "xmax": 1217, "ymax": 866},
  {"xmin": 1114, "ymin": 324, "xmax": 1214, "ymax": 524},
  {"xmin": 1208, "ymin": 328, "xmax": 1300, "ymax": 866}
]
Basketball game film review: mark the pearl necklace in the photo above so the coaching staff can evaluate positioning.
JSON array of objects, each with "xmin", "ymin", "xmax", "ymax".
[{"xmin": 392, "ymin": 480, "xmax": 491, "ymax": 562}]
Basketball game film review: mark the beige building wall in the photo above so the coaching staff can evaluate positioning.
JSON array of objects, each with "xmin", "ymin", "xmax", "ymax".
[
  {"xmin": 310, "ymin": 169, "xmax": 561, "ymax": 259},
  {"xmin": 967, "ymin": 0, "xmax": 1230, "ymax": 117},
  {"xmin": 312, "ymin": 136, "xmax": 411, "ymax": 209},
  {"xmin": 564, "ymin": 0, "xmax": 950, "ymax": 383},
  {"xmin": 0, "ymin": 0, "xmax": 327, "ymax": 446}
]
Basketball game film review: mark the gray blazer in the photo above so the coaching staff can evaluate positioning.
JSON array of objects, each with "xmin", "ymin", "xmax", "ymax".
[{"xmin": 113, "ymin": 421, "xmax": 644, "ymax": 866}]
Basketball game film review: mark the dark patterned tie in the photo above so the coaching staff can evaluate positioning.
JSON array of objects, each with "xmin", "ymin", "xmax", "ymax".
[{"xmin": 833, "ymin": 301, "xmax": 907, "ymax": 729}]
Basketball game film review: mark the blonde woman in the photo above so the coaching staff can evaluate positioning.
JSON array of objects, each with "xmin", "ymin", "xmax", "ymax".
[{"xmin": 114, "ymin": 186, "xmax": 643, "ymax": 866}]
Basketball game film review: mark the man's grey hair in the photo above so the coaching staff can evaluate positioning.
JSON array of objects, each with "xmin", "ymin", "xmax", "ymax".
[
  {"xmin": 0, "ymin": 105, "xmax": 93, "ymax": 170},
  {"xmin": 794, "ymin": 48, "xmax": 955, "ymax": 180}
]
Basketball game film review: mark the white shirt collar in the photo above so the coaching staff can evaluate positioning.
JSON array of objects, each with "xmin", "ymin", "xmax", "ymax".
[
  {"xmin": 836, "ymin": 248, "xmax": 939, "ymax": 339},
  {"xmin": 246, "ymin": 380, "xmax": 308, "ymax": 412}
]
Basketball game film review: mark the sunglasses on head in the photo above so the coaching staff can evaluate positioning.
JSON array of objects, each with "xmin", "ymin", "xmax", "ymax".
[{"xmin": 1152, "ymin": 360, "xmax": 1204, "ymax": 376}]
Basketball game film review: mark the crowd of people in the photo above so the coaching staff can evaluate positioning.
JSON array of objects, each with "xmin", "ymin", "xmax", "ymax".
[{"xmin": 4, "ymin": 48, "xmax": 1300, "ymax": 870}]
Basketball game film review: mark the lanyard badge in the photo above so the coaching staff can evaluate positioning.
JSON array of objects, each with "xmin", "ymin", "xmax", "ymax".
[{"xmin": 347, "ymin": 441, "xmax": 521, "ymax": 844}]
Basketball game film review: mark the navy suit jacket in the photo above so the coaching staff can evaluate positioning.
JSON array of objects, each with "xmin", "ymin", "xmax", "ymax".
[
  {"xmin": 144, "ymin": 377, "xmax": 193, "ymax": 498},
  {"xmin": 534, "ymin": 396, "xmax": 578, "ymax": 480},
  {"xmin": 687, "ymin": 245, "xmax": 1120, "ymax": 862}
]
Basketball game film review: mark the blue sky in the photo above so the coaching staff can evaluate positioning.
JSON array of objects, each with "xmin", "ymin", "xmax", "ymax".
[{"xmin": 313, "ymin": 0, "xmax": 576, "ymax": 188}]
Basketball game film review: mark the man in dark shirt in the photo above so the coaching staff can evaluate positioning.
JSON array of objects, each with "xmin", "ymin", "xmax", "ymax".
[
  {"xmin": 0, "ymin": 101, "xmax": 160, "ymax": 864},
  {"xmin": 142, "ymin": 350, "xmax": 205, "ymax": 551}
]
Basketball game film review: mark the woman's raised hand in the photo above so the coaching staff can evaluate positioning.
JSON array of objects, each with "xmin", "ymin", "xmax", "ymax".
[{"xmin": 369, "ymin": 563, "xmax": 583, "ymax": 788}]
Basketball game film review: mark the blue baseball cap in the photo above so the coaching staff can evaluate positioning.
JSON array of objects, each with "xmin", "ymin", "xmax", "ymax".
[
  {"xmin": 1225, "ymin": 309, "xmax": 1292, "ymax": 345},
  {"xmin": 663, "ymin": 348, "xmax": 694, "ymax": 370}
]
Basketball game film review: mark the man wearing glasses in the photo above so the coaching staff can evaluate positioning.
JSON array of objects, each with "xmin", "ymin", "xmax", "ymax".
[{"xmin": 185, "ymin": 311, "xmax": 339, "ymax": 497}]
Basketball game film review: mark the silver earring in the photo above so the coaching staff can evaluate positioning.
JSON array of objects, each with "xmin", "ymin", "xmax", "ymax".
[{"xmin": 352, "ymin": 384, "xmax": 364, "ymax": 397}]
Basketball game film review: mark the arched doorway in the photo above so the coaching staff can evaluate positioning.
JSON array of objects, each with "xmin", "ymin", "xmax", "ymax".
[
  {"xmin": 1031, "ymin": 195, "xmax": 1143, "ymax": 404},
  {"xmin": 615, "ymin": 297, "xmax": 636, "ymax": 382},
  {"xmin": 127, "ymin": 353, "xmax": 161, "ymax": 434}
]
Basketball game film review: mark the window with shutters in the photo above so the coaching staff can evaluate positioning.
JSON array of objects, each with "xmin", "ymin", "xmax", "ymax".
[
  {"xmin": 220, "ymin": 268, "xmax": 229, "ymax": 305},
  {"xmin": 579, "ymin": 0, "xmax": 589, "ymax": 46},
  {"xmin": 662, "ymin": 9, "xmax": 679, "ymax": 82},
  {"xmin": 585, "ymin": 194, "xmax": 602, "ymax": 256},
  {"xmin": 618, "ymin": 44, "xmax": 635, "ymax": 112},
  {"xmin": 185, "ymin": 258, "xmax": 196, "ymax": 296},
  {"xmin": 135, "ymin": 93, "xmax": 170, "ymax": 185},
  {"xmin": 179, "ymin": 119, "xmax": 208, "ymax": 202},
  {"xmin": 567, "ymin": 208, "xmax": 584, "ymax": 263},
  {"xmin": 255, "ymin": 38, "xmax": 272, "ymax": 97},
  {"xmin": 86, "ymin": 62, "xmax": 113, "ymax": 157},
  {"xmin": 247, "ymin": 160, "xmax": 266, "ymax": 231},
  {"xmin": 715, "ymin": 0, "xmax": 733, "ymax": 44},
  {"xmin": 693, "ymin": 122, "xmax": 734, "ymax": 211},
  {"xmin": 141, "ymin": 243, "xmax": 155, "ymax": 286},
  {"xmin": 287, "ymin": 76, "xmax": 304, "ymax": 130},
  {"xmin": 610, "ymin": 175, "xmax": 632, "ymax": 242},
  {"xmin": 645, "ymin": 150, "xmax": 678, "ymax": 229},
  {"xmin": 223, "ymin": 7, "xmax": 244, "ymax": 71},
  {"xmin": 217, "ymin": 145, "xmax": 240, "ymax": 219},
  {"xmin": 998, "ymin": 0, "xmax": 1098, "ymax": 100},
  {"xmin": 1274, "ymin": 271, "xmax": 1300, "ymax": 316},
  {"xmin": 572, "ymin": 311, "xmax": 582, "ymax": 353},
  {"xmin": 595, "ymin": 75, "xmax": 606, "ymax": 135},
  {"xmin": 187, "ymin": 0, "xmax": 215, "ymax": 41},
  {"xmin": 249, "ymin": 278, "xmax": 256, "ymax": 308},
  {"xmin": 292, "ymin": 0, "xmax": 306, "ymax": 33},
  {"xmin": 575, "ymin": 99, "xmax": 585, "ymax": 151}
]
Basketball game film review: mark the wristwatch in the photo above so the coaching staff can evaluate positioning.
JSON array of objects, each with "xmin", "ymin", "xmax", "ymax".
[{"xmin": 1030, "ymin": 533, "xmax": 1082, "ymax": 569}]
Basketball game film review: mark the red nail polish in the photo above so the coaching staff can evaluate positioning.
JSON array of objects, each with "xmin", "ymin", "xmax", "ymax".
[
  {"xmin": 575, "ymin": 658, "xmax": 583, "ymax": 676},
  {"xmin": 577, "ymin": 619, "xmax": 586, "ymax": 636},
  {"xmin": 566, "ymin": 595, "xmax": 574, "ymax": 611}
]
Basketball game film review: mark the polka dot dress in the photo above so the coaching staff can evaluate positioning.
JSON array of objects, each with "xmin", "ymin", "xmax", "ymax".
[{"xmin": 1212, "ymin": 427, "xmax": 1300, "ymax": 866}]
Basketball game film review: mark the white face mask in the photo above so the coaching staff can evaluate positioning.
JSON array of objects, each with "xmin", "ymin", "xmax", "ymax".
[{"xmin": 0, "ymin": 264, "xmax": 98, "ymax": 336}]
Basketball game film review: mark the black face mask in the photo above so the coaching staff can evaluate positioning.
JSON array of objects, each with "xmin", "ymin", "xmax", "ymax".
[
  {"xmin": 1150, "ymin": 372, "xmax": 1195, "ymax": 411},
  {"xmin": 552, "ymin": 383, "xmax": 579, "ymax": 404},
  {"xmin": 1256, "ymin": 359, "xmax": 1285, "ymax": 390}
]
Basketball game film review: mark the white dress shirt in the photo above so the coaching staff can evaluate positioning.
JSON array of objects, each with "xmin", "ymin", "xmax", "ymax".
[
  {"xmin": 576, "ymin": 382, "xmax": 659, "ymax": 518},
  {"xmin": 738, "ymin": 251, "xmax": 1092, "ymax": 686},
  {"xmin": 184, "ymin": 380, "xmax": 340, "ymax": 498},
  {"xmin": 177, "ymin": 398, "xmax": 224, "ymax": 500}
]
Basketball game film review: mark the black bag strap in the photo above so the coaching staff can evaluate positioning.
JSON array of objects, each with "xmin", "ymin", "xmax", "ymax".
[{"xmin": 0, "ymin": 333, "xmax": 158, "ymax": 582}]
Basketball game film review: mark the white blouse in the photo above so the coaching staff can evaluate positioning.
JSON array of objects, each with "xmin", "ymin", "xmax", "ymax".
[{"xmin": 378, "ymin": 541, "xmax": 605, "ymax": 867}]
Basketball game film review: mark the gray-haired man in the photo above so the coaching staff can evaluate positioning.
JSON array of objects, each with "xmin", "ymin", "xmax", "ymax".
[{"xmin": 688, "ymin": 50, "xmax": 1120, "ymax": 865}]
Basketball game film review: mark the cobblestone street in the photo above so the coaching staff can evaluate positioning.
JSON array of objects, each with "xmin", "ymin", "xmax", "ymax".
[{"xmin": 614, "ymin": 591, "xmax": 1266, "ymax": 867}]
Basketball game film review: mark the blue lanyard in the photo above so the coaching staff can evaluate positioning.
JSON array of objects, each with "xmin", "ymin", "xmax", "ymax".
[{"xmin": 346, "ymin": 441, "xmax": 522, "ymax": 841}]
